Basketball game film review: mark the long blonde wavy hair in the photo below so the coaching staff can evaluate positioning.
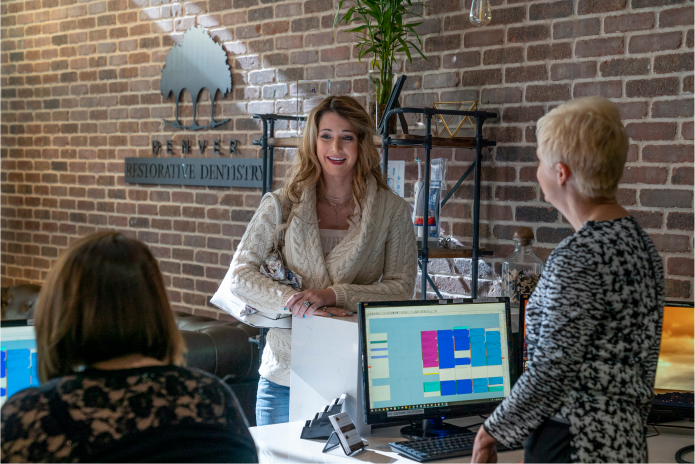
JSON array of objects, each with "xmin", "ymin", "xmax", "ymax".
[{"xmin": 283, "ymin": 96, "xmax": 389, "ymax": 207}]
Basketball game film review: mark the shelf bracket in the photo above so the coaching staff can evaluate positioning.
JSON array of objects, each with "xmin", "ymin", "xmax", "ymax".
[
  {"xmin": 418, "ymin": 259, "xmax": 443, "ymax": 299},
  {"xmin": 440, "ymin": 161, "xmax": 475, "ymax": 209}
]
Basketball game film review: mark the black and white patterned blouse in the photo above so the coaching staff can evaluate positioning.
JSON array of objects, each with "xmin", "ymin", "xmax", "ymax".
[
  {"xmin": 1, "ymin": 365, "xmax": 258, "ymax": 463},
  {"xmin": 485, "ymin": 216, "xmax": 664, "ymax": 462}
]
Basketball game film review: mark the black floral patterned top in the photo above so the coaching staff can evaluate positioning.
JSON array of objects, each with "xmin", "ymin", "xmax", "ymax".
[
  {"xmin": 484, "ymin": 216, "xmax": 664, "ymax": 462},
  {"xmin": 1, "ymin": 365, "xmax": 258, "ymax": 463}
]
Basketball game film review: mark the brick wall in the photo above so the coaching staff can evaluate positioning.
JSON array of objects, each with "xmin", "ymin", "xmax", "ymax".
[{"xmin": 1, "ymin": 0, "xmax": 693, "ymax": 318}]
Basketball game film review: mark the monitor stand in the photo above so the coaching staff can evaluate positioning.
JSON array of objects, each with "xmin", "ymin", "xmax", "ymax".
[{"xmin": 400, "ymin": 418, "xmax": 474, "ymax": 439}]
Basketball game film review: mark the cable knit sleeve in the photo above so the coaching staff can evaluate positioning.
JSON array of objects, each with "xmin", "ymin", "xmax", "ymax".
[
  {"xmin": 329, "ymin": 199, "xmax": 417, "ymax": 310},
  {"xmin": 228, "ymin": 195, "xmax": 298, "ymax": 314}
]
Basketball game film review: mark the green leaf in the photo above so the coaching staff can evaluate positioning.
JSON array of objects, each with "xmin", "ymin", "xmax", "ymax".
[{"xmin": 332, "ymin": 0, "xmax": 429, "ymax": 68}]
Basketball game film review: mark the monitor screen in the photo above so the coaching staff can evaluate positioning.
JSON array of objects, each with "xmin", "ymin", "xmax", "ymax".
[
  {"xmin": 359, "ymin": 298, "xmax": 514, "ymax": 425},
  {"xmin": 653, "ymin": 302, "xmax": 694, "ymax": 410},
  {"xmin": 519, "ymin": 299, "xmax": 694, "ymax": 411},
  {"xmin": 1, "ymin": 321, "xmax": 40, "ymax": 408}
]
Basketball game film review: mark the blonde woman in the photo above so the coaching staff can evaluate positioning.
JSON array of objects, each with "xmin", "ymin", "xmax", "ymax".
[
  {"xmin": 227, "ymin": 96, "xmax": 418, "ymax": 425},
  {"xmin": 472, "ymin": 97, "xmax": 664, "ymax": 463}
]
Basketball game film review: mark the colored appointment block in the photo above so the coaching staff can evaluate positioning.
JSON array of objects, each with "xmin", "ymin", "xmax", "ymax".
[
  {"xmin": 30, "ymin": 353, "xmax": 38, "ymax": 387},
  {"xmin": 470, "ymin": 328, "xmax": 485, "ymax": 344},
  {"xmin": 453, "ymin": 329, "xmax": 470, "ymax": 351},
  {"xmin": 487, "ymin": 355, "xmax": 502, "ymax": 365},
  {"xmin": 457, "ymin": 379, "xmax": 473, "ymax": 394},
  {"xmin": 487, "ymin": 348, "xmax": 502, "ymax": 358},
  {"xmin": 488, "ymin": 377, "xmax": 503, "ymax": 385},
  {"xmin": 437, "ymin": 330, "xmax": 455, "ymax": 369},
  {"xmin": 7, "ymin": 358, "xmax": 30, "ymax": 369},
  {"xmin": 440, "ymin": 380, "xmax": 457, "ymax": 396},
  {"xmin": 7, "ymin": 374, "xmax": 31, "ymax": 397},
  {"xmin": 471, "ymin": 344, "xmax": 487, "ymax": 367},
  {"xmin": 6, "ymin": 349, "xmax": 29, "ymax": 358},
  {"xmin": 485, "ymin": 331, "xmax": 501, "ymax": 343},
  {"xmin": 7, "ymin": 349, "xmax": 31, "ymax": 398},
  {"xmin": 472, "ymin": 378, "xmax": 488, "ymax": 387},
  {"xmin": 455, "ymin": 338, "xmax": 470, "ymax": 351},
  {"xmin": 473, "ymin": 385, "xmax": 488, "ymax": 394},
  {"xmin": 488, "ymin": 386, "xmax": 505, "ymax": 392},
  {"xmin": 424, "ymin": 381, "xmax": 440, "ymax": 393},
  {"xmin": 455, "ymin": 358, "xmax": 471, "ymax": 366},
  {"xmin": 370, "ymin": 340, "xmax": 388, "ymax": 344}
]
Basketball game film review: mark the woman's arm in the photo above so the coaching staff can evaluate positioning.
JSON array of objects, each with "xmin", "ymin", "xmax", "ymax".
[
  {"xmin": 228, "ymin": 195, "xmax": 298, "ymax": 314},
  {"xmin": 483, "ymin": 249, "xmax": 603, "ymax": 448},
  {"xmin": 329, "ymin": 200, "xmax": 418, "ymax": 311}
]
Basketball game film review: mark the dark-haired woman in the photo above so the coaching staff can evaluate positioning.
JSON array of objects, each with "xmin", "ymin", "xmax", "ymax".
[{"xmin": 1, "ymin": 232, "xmax": 258, "ymax": 463}]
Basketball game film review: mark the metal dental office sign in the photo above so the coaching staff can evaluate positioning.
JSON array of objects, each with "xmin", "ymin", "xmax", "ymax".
[
  {"xmin": 124, "ymin": 158, "xmax": 263, "ymax": 188},
  {"xmin": 124, "ymin": 26, "xmax": 263, "ymax": 188}
]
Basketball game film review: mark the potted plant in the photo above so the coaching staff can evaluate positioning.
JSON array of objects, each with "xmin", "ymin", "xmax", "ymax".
[{"xmin": 333, "ymin": 0, "xmax": 428, "ymax": 131}]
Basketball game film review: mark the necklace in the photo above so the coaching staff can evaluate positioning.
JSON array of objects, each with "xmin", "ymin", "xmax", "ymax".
[
  {"xmin": 324, "ymin": 195, "xmax": 353, "ymax": 228},
  {"xmin": 324, "ymin": 193, "xmax": 353, "ymax": 201}
]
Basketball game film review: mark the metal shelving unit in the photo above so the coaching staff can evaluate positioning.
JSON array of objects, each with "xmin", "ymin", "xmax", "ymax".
[
  {"xmin": 251, "ymin": 108, "xmax": 498, "ymax": 303},
  {"xmin": 380, "ymin": 107, "xmax": 498, "ymax": 300},
  {"xmin": 252, "ymin": 113, "xmax": 306, "ymax": 195}
]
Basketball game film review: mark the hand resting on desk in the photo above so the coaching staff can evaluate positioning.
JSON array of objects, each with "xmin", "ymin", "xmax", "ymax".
[
  {"xmin": 286, "ymin": 289, "xmax": 351, "ymax": 318},
  {"xmin": 471, "ymin": 428, "xmax": 525, "ymax": 463},
  {"xmin": 472, "ymin": 425, "xmax": 498, "ymax": 463}
]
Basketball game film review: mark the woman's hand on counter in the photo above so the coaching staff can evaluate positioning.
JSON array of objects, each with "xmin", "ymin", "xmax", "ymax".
[
  {"xmin": 312, "ymin": 307, "xmax": 351, "ymax": 317},
  {"xmin": 285, "ymin": 289, "xmax": 350, "ymax": 318}
]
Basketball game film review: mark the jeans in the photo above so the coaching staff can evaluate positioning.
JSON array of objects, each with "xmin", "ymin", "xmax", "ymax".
[{"xmin": 256, "ymin": 376, "xmax": 290, "ymax": 426}]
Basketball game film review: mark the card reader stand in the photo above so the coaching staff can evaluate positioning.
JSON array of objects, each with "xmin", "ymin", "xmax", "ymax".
[
  {"xmin": 401, "ymin": 417, "xmax": 474, "ymax": 439},
  {"xmin": 300, "ymin": 394, "xmax": 346, "ymax": 440},
  {"xmin": 322, "ymin": 432, "xmax": 367, "ymax": 456}
]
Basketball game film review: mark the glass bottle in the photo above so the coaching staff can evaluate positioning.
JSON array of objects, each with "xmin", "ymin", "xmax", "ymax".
[
  {"xmin": 502, "ymin": 227, "xmax": 544, "ymax": 304},
  {"xmin": 470, "ymin": 0, "xmax": 492, "ymax": 26}
]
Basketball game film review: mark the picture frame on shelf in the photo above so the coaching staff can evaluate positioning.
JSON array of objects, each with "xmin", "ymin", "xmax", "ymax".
[{"xmin": 433, "ymin": 101, "xmax": 477, "ymax": 138}]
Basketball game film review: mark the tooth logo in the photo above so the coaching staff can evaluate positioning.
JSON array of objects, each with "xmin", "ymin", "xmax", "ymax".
[{"xmin": 160, "ymin": 25, "xmax": 232, "ymax": 131}]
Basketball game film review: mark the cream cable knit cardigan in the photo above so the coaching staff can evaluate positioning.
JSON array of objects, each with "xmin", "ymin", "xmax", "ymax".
[{"xmin": 227, "ymin": 175, "xmax": 418, "ymax": 386}]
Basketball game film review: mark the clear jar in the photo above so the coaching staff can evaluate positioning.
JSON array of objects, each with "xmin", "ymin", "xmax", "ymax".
[{"xmin": 502, "ymin": 227, "xmax": 544, "ymax": 304}]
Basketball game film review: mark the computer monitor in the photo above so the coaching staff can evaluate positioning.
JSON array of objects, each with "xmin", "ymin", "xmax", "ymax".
[
  {"xmin": 1, "ymin": 320, "xmax": 40, "ymax": 408},
  {"xmin": 651, "ymin": 301, "xmax": 694, "ymax": 422},
  {"xmin": 358, "ymin": 297, "xmax": 515, "ymax": 438},
  {"xmin": 518, "ymin": 298, "xmax": 694, "ymax": 421}
]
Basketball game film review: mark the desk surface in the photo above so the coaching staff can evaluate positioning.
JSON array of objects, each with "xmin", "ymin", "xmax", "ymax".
[{"xmin": 250, "ymin": 418, "xmax": 694, "ymax": 463}]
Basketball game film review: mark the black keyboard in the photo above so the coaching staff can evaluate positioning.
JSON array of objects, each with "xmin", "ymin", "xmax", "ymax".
[{"xmin": 389, "ymin": 433, "xmax": 513, "ymax": 462}]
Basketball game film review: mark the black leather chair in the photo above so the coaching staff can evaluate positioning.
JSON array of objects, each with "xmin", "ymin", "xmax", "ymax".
[{"xmin": 174, "ymin": 312, "xmax": 261, "ymax": 426}]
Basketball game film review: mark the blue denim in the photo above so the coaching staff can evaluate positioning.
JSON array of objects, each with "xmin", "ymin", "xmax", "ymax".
[{"xmin": 256, "ymin": 376, "xmax": 290, "ymax": 426}]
